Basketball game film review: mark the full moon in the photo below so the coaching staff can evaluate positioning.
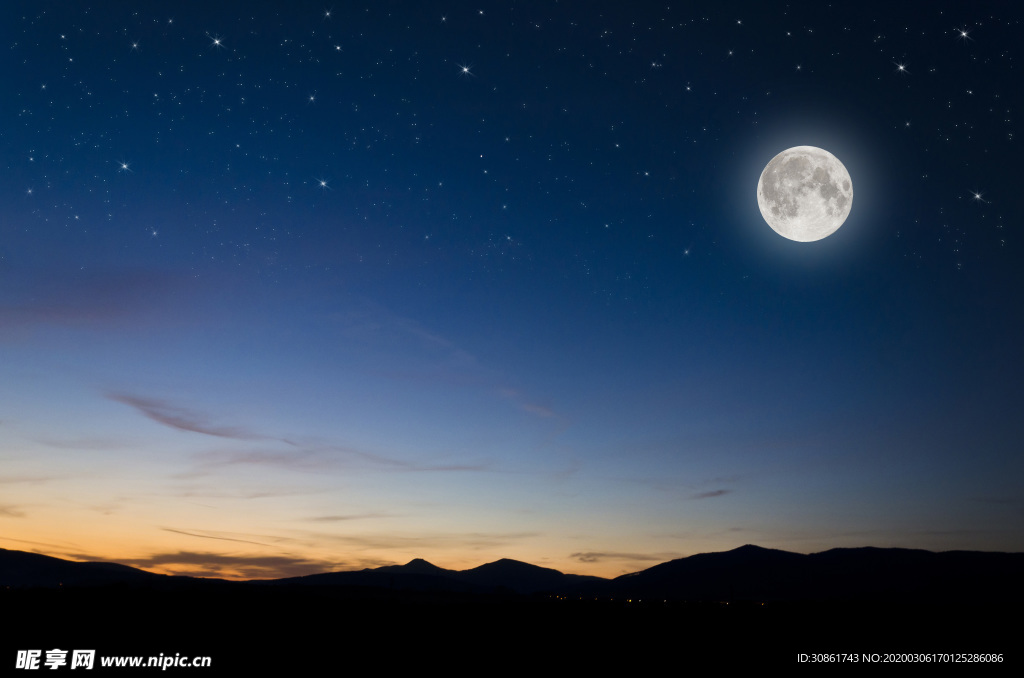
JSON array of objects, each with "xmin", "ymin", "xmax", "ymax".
[{"xmin": 756, "ymin": 146, "xmax": 853, "ymax": 242}]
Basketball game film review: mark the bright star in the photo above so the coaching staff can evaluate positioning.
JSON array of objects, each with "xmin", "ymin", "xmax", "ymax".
[
  {"xmin": 116, "ymin": 160, "xmax": 133, "ymax": 173},
  {"xmin": 458, "ymin": 63, "xmax": 474, "ymax": 77},
  {"xmin": 894, "ymin": 61, "xmax": 908, "ymax": 74}
]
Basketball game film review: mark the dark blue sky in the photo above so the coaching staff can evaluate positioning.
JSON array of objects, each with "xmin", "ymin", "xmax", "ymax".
[{"xmin": 1, "ymin": 0, "xmax": 1020, "ymax": 578}]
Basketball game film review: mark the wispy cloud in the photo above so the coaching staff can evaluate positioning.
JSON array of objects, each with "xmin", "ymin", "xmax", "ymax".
[
  {"xmin": 302, "ymin": 530, "xmax": 540, "ymax": 552},
  {"xmin": 498, "ymin": 387, "xmax": 557, "ymax": 419},
  {"xmin": 332, "ymin": 298, "xmax": 559, "ymax": 419},
  {"xmin": 570, "ymin": 551, "xmax": 676, "ymax": 564},
  {"xmin": 190, "ymin": 445, "xmax": 490, "ymax": 474},
  {"xmin": 160, "ymin": 527, "xmax": 284, "ymax": 547},
  {"xmin": 691, "ymin": 489, "xmax": 731, "ymax": 499},
  {"xmin": 305, "ymin": 513, "xmax": 394, "ymax": 522},
  {"xmin": 107, "ymin": 393, "xmax": 272, "ymax": 441},
  {"xmin": 0, "ymin": 474, "xmax": 62, "ymax": 485},
  {"xmin": 109, "ymin": 390, "xmax": 490, "ymax": 474},
  {"xmin": 0, "ymin": 505, "xmax": 26, "ymax": 518},
  {"xmin": 118, "ymin": 550, "xmax": 349, "ymax": 579},
  {"xmin": 191, "ymin": 449, "xmax": 331, "ymax": 471},
  {"xmin": 167, "ymin": 485, "xmax": 326, "ymax": 500},
  {"xmin": 33, "ymin": 436, "xmax": 133, "ymax": 451}
]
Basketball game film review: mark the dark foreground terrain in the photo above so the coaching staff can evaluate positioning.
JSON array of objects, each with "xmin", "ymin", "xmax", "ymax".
[
  {"xmin": 4, "ymin": 544, "xmax": 1018, "ymax": 672},
  {"xmin": 4, "ymin": 583, "xmax": 1014, "ymax": 673}
]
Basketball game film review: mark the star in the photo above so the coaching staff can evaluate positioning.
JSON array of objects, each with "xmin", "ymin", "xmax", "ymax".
[
  {"xmin": 894, "ymin": 61, "xmax": 908, "ymax": 75},
  {"xmin": 116, "ymin": 160, "xmax": 133, "ymax": 173},
  {"xmin": 458, "ymin": 63, "xmax": 474, "ymax": 77},
  {"xmin": 956, "ymin": 28, "xmax": 972, "ymax": 44},
  {"xmin": 970, "ymin": 190, "xmax": 989, "ymax": 204},
  {"xmin": 207, "ymin": 33, "xmax": 224, "ymax": 50}
]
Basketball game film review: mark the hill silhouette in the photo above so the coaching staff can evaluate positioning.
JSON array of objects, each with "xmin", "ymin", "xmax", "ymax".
[
  {"xmin": 4, "ymin": 544, "xmax": 1019, "ymax": 673},
  {"xmin": 0, "ymin": 547, "xmax": 162, "ymax": 588},
  {"xmin": 3, "ymin": 544, "xmax": 1022, "ymax": 602}
]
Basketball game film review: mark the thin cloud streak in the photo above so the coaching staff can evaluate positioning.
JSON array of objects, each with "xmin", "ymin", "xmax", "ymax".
[
  {"xmin": 0, "ymin": 475, "xmax": 63, "ymax": 485},
  {"xmin": 333, "ymin": 298, "xmax": 558, "ymax": 420},
  {"xmin": 107, "ymin": 393, "xmax": 272, "ymax": 441},
  {"xmin": 191, "ymin": 445, "xmax": 490, "ymax": 474},
  {"xmin": 300, "ymin": 530, "xmax": 541, "ymax": 552},
  {"xmin": 160, "ymin": 527, "xmax": 276, "ymax": 547},
  {"xmin": 570, "ymin": 551, "xmax": 678, "ymax": 564},
  {"xmin": 305, "ymin": 513, "xmax": 394, "ymax": 522},
  {"xmin": 118, "ymin": 550, "xmax": 349, "ymax": 579},
  {"xmin": 108, "ymin": 390, "xmax": 490, "ymax": 474},
  {"xmin": 691, "ymin": 489, "xmax": 732, "ymax": 499}
]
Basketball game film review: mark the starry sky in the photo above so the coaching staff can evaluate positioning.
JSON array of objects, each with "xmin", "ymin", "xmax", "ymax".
[{"xmin": 1, "ymin": 1, "xmax": 1021, "ymax": 580}]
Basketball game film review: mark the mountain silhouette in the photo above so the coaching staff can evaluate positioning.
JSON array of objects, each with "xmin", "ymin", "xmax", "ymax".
[
  {"xmin": 271, "ymin": 556, "xmax": 604, "ymax": 595},
  {"xmin": 3, "ymin": 544, "xmax": 1022, "ymax": 602},
  {"xmin": 457, "ymin": 557, "xmax": 605, "ymax": 594},
  {"xmin": 0, "ymin": 547, "xmax": 161, "ymax": 588},
  {"xmin": 375, "ymin": 557, "xmax": 451, "ymax": 576},
  {"xmin": 612, "ymin": 544, "xmax": 1024, "ymax": 603}
]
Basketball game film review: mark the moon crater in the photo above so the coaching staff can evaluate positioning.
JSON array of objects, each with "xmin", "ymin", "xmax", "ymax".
[{"xmin": 756, "ymin": 146, "xmax": 853, "ymax": 242}]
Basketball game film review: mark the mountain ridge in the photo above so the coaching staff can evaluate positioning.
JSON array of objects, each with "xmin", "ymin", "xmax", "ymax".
[{"xmin": 3, "ymin": 544, "xmax": 1022, "ymax": 602}]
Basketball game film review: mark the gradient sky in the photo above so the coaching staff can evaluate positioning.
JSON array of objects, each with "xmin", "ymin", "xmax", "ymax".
[{"xmin": 1, "ymin": 1, "xmax": 1021, "ymax": 580}]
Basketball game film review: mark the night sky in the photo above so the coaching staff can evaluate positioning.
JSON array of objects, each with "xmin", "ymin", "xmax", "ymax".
[{"xmin": 2, "ymin": 0, "xmax": 1020, "ymax": 580}]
